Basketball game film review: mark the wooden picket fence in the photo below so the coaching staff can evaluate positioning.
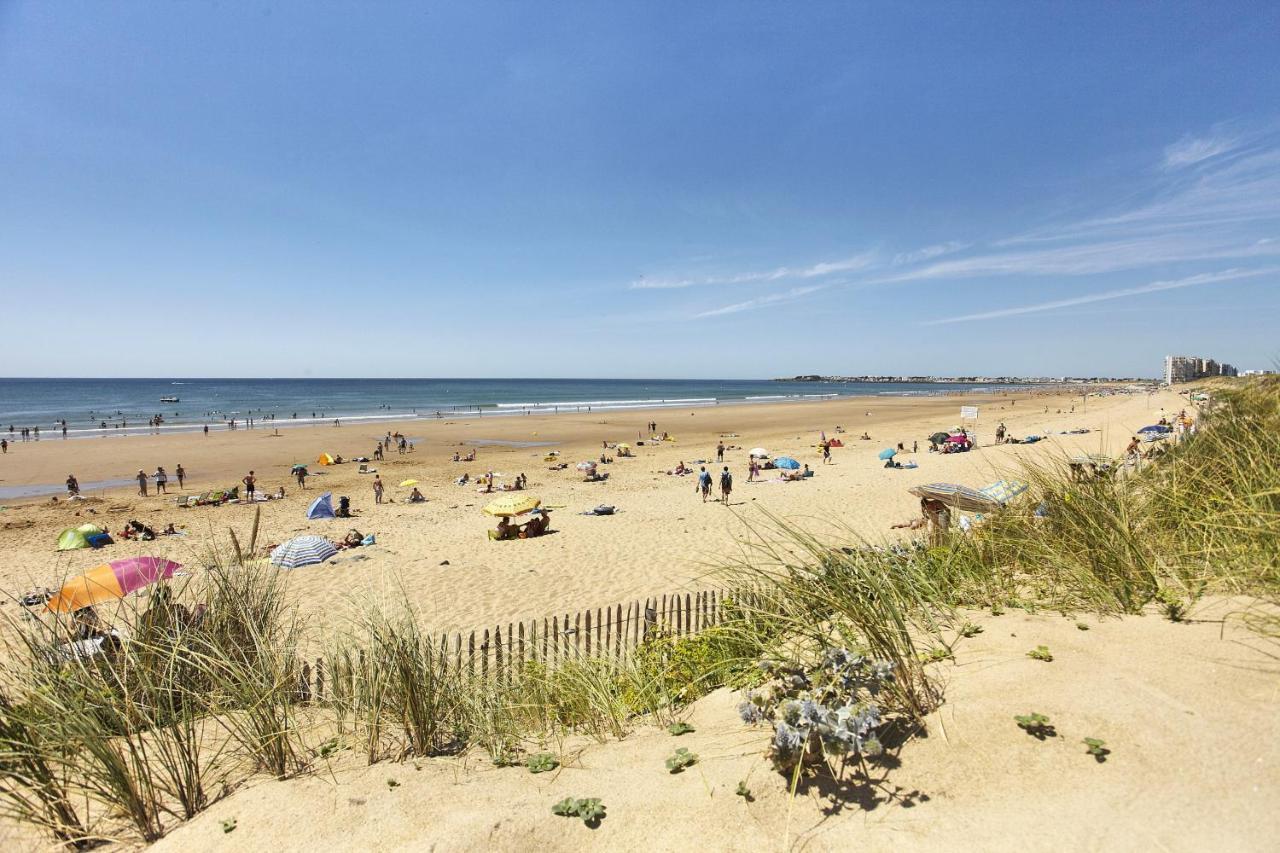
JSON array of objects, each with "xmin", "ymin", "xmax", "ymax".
[{"xmin": 294, "ymin": 588, "xmax": 739, "ymax": 703}]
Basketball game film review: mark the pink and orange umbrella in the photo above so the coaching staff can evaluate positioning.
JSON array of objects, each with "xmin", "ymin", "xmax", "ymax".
[{"xmin": 46, "ymin": 557, "xmax": 183, "ymax": 613}]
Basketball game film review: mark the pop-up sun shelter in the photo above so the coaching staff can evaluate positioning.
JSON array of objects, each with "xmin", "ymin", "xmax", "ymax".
[
  {"xmin": 307, "ymin": 492, "xmax": 335, "ymax": 519},
  {"xmin": 317, "ymin": 453, "xmax": 336, "ymax": 465}
]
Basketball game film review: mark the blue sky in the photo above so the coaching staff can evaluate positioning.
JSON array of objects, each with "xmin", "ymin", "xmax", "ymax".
[{"xmin": 2, "ymin": 2, "xmax": 1278, "ymax": 378}]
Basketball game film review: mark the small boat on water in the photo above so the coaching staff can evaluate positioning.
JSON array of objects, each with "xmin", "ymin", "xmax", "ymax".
[{"xmin": 160, "ymin": 396, "xmax": 179, "ymax": 403}]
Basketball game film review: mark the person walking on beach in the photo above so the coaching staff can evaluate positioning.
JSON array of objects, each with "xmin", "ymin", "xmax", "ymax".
[
  {"xmin": 137, "ymin": 470, "xmax": 148, "ymax": 497},
  {"xmin": 719, "ymin": 466, "xmax": 733, "ymax": 503},
  {"xmin": 66, "ymin": 474, "xmax": 80, "ymax": 496},
  {"xmin": 821, "ymin": 440, "xmax": 831, "ymax": 465},
  {"xmin": 154, "ymin": 466, "xmax": 168, "ymax": 494},
  {"xmin": 0, "ymin": 439, "xmax": 6, "ymax": 454},
  {"xmin": 242, "ymin": 471, "xmax": 256, "ymax": 500},
  {"xmin": 716, "ymin": 441, "xmax": 725, "ymax": 462},
  {"xmin": 203, "ymin": 424, "xmax": 209, "ymax": 437},
  {"xmin": 296, "ymin": 466, "xmax": 308, "ymax": 489},
  {"xmin": 373, "ymin": 475, "xmax": 384, "ymax": 504},
  {"xmin": 697, "ymin": 466, "xmax": 712, "ymax": 502},
  {"xmin": 176, "ymin": 464, "xmax": 185, "ymax": 489}
]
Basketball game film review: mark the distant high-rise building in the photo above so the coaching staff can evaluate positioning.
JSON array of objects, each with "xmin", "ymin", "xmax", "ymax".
[
  {"xmin": 1164, "ymin": 355, "xmax": 1198, "ymax": 384},
  {"xmin": 1164, "ymin": 354, "xmax": 1236, "ymax": 384}
]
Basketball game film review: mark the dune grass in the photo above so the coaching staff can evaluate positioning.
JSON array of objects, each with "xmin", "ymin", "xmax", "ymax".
[{"xmin": 0, "ymin": 379, "xmax": 1275, "ymax": 845}]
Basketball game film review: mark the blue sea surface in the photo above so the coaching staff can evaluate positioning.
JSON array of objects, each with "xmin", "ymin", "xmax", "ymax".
[{"xmin": 0, "ymin": 377, "xmax": 1025, "ymax": 438}]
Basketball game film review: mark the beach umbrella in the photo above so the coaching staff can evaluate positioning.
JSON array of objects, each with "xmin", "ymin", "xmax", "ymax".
[
  {"xmin": 270, "ymin": 535, "xmax": 337, "ymax": 569},
  {"xmin": 979, "ymin": 479, "xmax": 1029, "ymax": 506},
  {"xmin": 774, "ymin": 457, "xmax": 800, "ymax": 470},
  {"xmin": 482, "ymin": 494, "xmax": 542, "ymax": 517},
  {"xmin": 909, "ymin": 483, "xmax": 1000, "ymax": 513},
  {"xmin": 749, "ymin": 447, "xmax": 769, "ymax": 458},
  {"xmin": 576, "ymin": 460, "xmax": 597, "ymax": 471},
  {"xmin": 399, "ymin": 479, "xmax": 418, "ymax": 487},
  {"xmin": 617, "ymin": 443, "xmax": 630, "ymax": 450},
  {"xmin": 47, "ymin": 557, "xmax": 183, "ymax": 613},
  {"xmin": 1137, "ymin": 425, "xmax": 1171, "ymax": 434},
  {"xmin": 291, "ymin": 463, "xmax": 307, "ymax": 472},
  {"xmin": 928, "ymin": 432, "xmax": 950, "ymax": 444},
  {"xmin": 878, "ymin": 448, "xmax": 897, "ymax": 460}
]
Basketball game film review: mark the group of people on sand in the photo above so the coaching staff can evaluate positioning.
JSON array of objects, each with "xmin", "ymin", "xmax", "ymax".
[
  {"xmin": 129, "ymin": 465, "xmax": 187, "ymax": 496},
  {"xmin": 451, "ymin": 449, "xmax": 477, "ymax": 462},
  {"xmin": 494, "ymin": 508, "xmax": 551, "ymax": 540},
  {"xmin": 696, "ymin": 465, "xmax": 733, "ymax": 503}
]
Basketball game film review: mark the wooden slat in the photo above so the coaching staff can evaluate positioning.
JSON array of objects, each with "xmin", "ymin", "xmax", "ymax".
[
  {"xmin": 596, "ymin": 607, "xmax": 603, "ymax": 652},
  {"xmin": 494, "ymin": 626, "xmax": 503, "ymax": 683},
  {"xmin": 518, "ymin": 621, "xmax": 526, "ymax": 669},
  {"xmin": 552, "ymin": 615, "xmax": 559, "ymax": 662},
  {"xmin": 574, "ymin": 612, "xmax": 581, "ymax": 658},
  {"xmin": 468, "ymin": 631, "xmax": 476, "ymax": 678},
  {"xmin": 584, "ymin": 610, "xmax": 592, "ymax": 656}
]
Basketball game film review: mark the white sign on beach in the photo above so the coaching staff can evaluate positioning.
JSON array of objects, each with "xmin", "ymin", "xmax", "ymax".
[{"xmin": 960, "ymin": 406, "xmax": 979, "ymax": 420}]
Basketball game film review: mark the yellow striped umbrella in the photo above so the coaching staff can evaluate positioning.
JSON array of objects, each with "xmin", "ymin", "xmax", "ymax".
[{"xmin": 482, "ymin": 494, "xmax": 542, "ymax": 517}]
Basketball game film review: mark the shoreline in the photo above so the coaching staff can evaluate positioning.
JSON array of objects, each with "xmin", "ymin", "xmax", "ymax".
[{"xmin": 2, "ymin": 381, "xmax": 1108, "ymax": 447}]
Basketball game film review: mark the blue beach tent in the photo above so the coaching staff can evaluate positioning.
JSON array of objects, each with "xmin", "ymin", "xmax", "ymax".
[{"xmin": 307, "ymin": 492, "xmax": 335, "ymax": 519}]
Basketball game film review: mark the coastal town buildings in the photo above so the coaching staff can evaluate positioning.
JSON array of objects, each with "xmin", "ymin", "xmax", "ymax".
[{"xmin": 1164, "ymin": 354, "xmax": 1238, "ymax": 385}]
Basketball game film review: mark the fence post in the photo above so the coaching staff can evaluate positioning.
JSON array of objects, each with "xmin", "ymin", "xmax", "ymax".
[
  {"xmin": 481, "ymin": 629, "xmax": 490, "ymax": 681},
  {"xmin": 518, "ymin": 621, "xmax": 526, "ymax": 670},
  {"xmin": 584, "ymin": 610, "xmax": 593, "ymax": 657},
  {"xmin": 298, "ymin": 662, "xmax": 312, "ymax": 703},
  {"xmin": 644, "ymin": 598, "xmax": 657, "ymax": 640},
  {"xmin": 468, "ymin": 631, "xmax": 476, "ymax": 678},
  {"xmin": 494, "ymin": 626, "xmax": 503, "ymax": 684},
  {"xmin": 552, "ymin": 616, "xmax": 560, "ymax": 662},
  {"xmin": 574, "ymin": 612, "xmax": 582, "ymax": 658}
]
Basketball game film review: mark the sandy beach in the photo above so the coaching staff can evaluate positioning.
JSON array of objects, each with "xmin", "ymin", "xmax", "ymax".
[{"xmin": 0, "ymin": 387, "xmax": 1175, "ymax": 634}]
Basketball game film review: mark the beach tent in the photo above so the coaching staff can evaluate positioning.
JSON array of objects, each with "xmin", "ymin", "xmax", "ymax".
[
  {"xmin": 878, "ymin": 448, "xmax": 897, "ymax": 460},
  {"xmin": 774, "ymin": 457, "xmax": 800, "ymax": 470},
  {"xmin": 316, "ymin": 453, "xmax": 336, "ymax": 465},
  {"xmin": 47, "ymin": 557, "xmax": 181, "ymax": 613},
  {"xmin": 306, "ymin": 492, "xmax": 335, "ymax": 519},
  {"xmin": 270, "ymin": 536, "xmax": 337, "ymax": 570},
  {"xmin": 56, "ymin": 527, "xmax": 91, "ymax": 551},
  {"xmin": 1137, "ymin": 425, "xmax": 1171, "ymax": 434}
]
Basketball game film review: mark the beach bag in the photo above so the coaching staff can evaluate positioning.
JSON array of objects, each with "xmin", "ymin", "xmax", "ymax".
[{"xmin": 86, "ymin": 533, "xmax": 113, "ymax": 548}]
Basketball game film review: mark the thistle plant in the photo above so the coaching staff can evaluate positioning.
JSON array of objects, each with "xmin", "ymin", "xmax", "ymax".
[
  {"xmin": 526, "ymin": 752, "xmax": 559, "ymax": 774},
  {"xmin": 737, "ymin": 647, "xmax": 893, "ymax": 775}
]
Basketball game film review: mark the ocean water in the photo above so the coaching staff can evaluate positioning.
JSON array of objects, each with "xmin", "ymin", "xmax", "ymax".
[{"xmin": 0, "ymin": 377, "xmax": 1026, "ymax": 438}]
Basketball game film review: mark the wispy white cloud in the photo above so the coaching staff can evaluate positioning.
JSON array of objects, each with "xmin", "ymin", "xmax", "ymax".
[
  {"xmin": 892, "ymin": 241, "xmax": 969, "ymax": 266},
  {"xmin": 1163, "ymin": 130, "xmax": 1244, "ymax": 170},
  {"xmin": 920, "ymin": 267, "xmax": 1275, "ymax": 326},
  {"xmin": 694, "ymin": 285, "xmax": 826, "ymax": 318},
  {"xmin": 631, "ymin": 252, "xmax": 875, "ymax": 290}
]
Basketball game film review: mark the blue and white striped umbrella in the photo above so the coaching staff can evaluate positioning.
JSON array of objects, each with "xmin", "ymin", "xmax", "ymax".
[
  {"xmin": 979, "ymin": 479, "xmax": 1029, "ymax": 505},
  {"xmin": 909, "ymin": 483, "xmax": 1000, "ymax": 513},
  {"xmin": 270, "ymin": 535, "xmax": 337, "ymax": 569}
]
